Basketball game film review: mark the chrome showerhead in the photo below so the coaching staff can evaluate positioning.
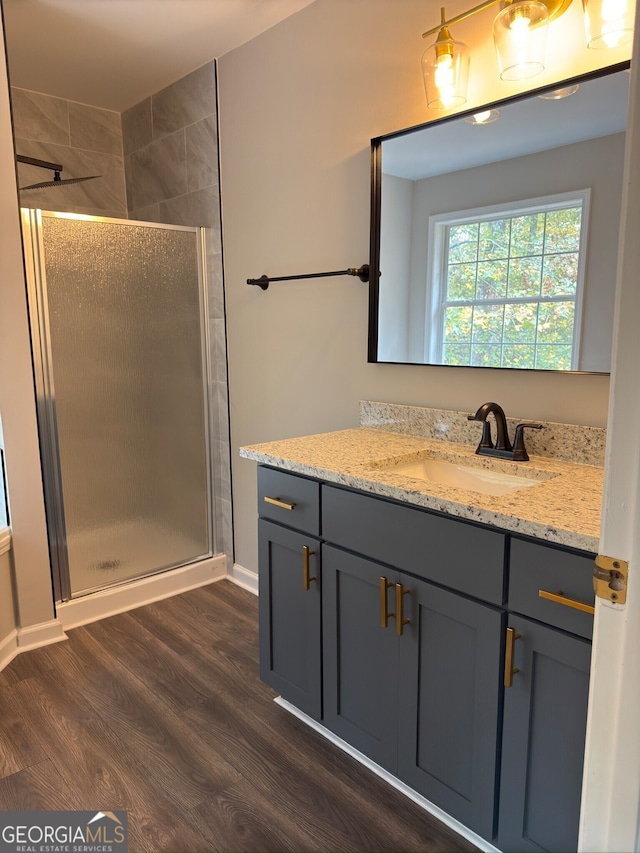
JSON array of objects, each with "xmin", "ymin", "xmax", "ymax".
[{"xmin": 16, "ymin": 154, "xmax": 101, "ymax": 191}]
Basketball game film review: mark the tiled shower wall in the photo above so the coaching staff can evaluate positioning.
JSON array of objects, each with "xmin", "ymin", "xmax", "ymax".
[
  {"xmin": 121, "ymin": 61, "xmax": 232, "ymax": 568},
  {"xmin": 12, "ymin": 87, "xmax": 127, "ymax": 217},
  {"xmin": 10, "ymin": 63, "xmax": 233, "ymax": 569}
]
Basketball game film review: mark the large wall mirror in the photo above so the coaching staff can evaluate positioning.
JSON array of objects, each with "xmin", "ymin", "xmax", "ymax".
[{"xmin": 368, "ymin": 63, "xmax": 630, "ymax": 373}]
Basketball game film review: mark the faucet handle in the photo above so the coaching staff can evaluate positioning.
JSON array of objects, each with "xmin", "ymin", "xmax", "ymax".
[
  {"xmin": 467, "ymin": 413, "xmax": 494, "ymax": 449},
  {"xmin": 512, "ymin": 422, "xmax": 543, "ymax": 461}
]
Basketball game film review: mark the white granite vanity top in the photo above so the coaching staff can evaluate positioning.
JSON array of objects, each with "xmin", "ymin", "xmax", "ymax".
[{"xmin": 240, "ymin": 403, "xmax": 605, "ymax": 553}]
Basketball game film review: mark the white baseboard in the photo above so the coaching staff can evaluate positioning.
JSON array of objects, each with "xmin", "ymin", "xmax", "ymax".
[
  {"xmin": 17, "ymin": 618, "xmax": 67, "ymax": 651},
  {"xmin": 56, "ymin": 554, "xmax": 227, "ymax": 630},
  {"xmin": 0, "ymin": 627, "xmax": 18, "ymax": 670},
  {"xmin": 274, "ymin": 697, "xmax": 501, "ymax": 853},
  {"xmin": 229, "ymin": 563, "xmax": 258, "ymax": 596}
]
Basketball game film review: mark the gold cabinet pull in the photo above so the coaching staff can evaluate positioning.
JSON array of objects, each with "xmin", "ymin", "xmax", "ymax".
[
  {"xmin": 302, "ymin": 545, "xmax": 317, "ymax": 590},
  {"xmin": 538, "ymin": 589, "xmax": 595, "ymax": 616},
  {"xmin": 395, "ymin": 583, "xmax": 411, "ymax": 636},
  {"xmin": 504, "ymin": 627, "xmax": 521, "ymax": 688},
  {"xmin": 380, "ymin": 577, "xmax": 394, "ymax": 628},
  {"xmin": 264, "ymin": 495, "xmax": 296, "ymax": 510}
]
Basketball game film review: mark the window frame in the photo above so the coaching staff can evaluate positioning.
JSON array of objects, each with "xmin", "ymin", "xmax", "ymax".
[{"xmin": 425, "ymin": 190, "xmax": 591, "ymax": 370}]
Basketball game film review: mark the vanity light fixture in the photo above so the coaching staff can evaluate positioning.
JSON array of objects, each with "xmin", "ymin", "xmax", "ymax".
[
  {"xmin": 583, "ymin": 0, "xmax": 635, "ymax": 48},
  {"xmin": 493, "ymin": 0, "xmax": 550, "ymax": 80},
  {"xmin": 421, "ymin": 0, "xmax": 632, "ymax": 108},
  {"xmin": 421, "ymin": 8, "xmax": 470, "ymax": 109}
]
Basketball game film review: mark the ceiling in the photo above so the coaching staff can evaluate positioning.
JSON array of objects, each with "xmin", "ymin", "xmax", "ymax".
[
  {"xmin": 382, "ymin": 67, "xmax": 630, "ymax": 180},
  {"xmin": 2, "ymin": 0, "xmax": 317, "ymax": 112}
]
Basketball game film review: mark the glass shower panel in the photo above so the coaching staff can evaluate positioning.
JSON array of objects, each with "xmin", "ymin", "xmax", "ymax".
[{"xmin": 34, "ymin": 213, "xmax": 212, "ymax": 597}]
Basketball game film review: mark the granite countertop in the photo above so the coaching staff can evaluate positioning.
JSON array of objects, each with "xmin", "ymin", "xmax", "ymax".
[{"xmin": 240, "ymin": 427, "xmax": 604, "ymax": 553}]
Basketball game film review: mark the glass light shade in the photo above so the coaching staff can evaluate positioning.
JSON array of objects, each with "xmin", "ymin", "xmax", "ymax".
[
  {"xmin": 421, "ymin": 34, "xmax": 470, "ymax": 110},
  {"xmin": 583, "ymin": 0, "xmax": 635, "ymax": 47},
  {"xmin": 493, "ymin": 1, "xmax": 549, "ymax": 81}
]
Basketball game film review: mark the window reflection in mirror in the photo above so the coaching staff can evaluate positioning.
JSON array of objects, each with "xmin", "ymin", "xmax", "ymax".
[{"xmin": 368, "ymin": 64, "xmax": 630, "ymax": 373}]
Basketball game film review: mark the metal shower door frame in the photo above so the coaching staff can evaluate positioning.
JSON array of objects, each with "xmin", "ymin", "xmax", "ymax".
[{"xmin": 20, "ymin": 208, "xmax": 215, "ymax": 602}]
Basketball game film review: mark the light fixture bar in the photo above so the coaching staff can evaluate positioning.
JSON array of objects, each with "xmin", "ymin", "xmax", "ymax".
[
  {"xmin": 422, "ymin": 0, "xmax": 572, "ymax": 38},
  {"xmin": 422, "ymin": 0, "xmax": 502, "ymax": 38}
]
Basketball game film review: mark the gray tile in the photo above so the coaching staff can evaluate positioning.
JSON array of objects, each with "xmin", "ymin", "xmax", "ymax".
[
  {"xmin": 122, "ymin": 98, "xmax": 152, "ymax": 155},
  {"xmin": 219, "ymin": 497, "xmax": 234, "ymax": 561},
  {"xmin": 11, "ymin": 88, "xmax": 69, "ymax": 145},
  {"xmin": 69, "ymin": 102, "xmax": 122, "ymax": 155},
  {"xmin": 16, "ymin": 140, "xmax": 127, "ymax": 213},
  {"xmin": 216, "ymin": 437, "xmax": 232, "ymax": 500},
  {"xmin": 215, "ymin": 385, "xmax": 230, "ymax": 446},
  {"xmin": 18, "ymin": 193, "xmax": 75, "ymax": 214},
  {"xmin": 66, "ymin": 150, "xmax": 127, "ymax": 212},
  {"xmin": 74, "ymin": 207, "xmax": 129, "ymax": 220},
  {"xmin": 152, "ymin": 62, "xmax": 216, "ymax": 140},
  {"xmin": 206, "ymin": 249, "xmax": 225, "ymax": 320},
  {"xmin": 125, "ymin": 131, "xmax": 187, "ymax": 210},
  {"xmin": 208, "ymin": 319, "xmax": 229, "ymax": 387},
  {"xmin": 159, "ymin": 186, "xmax": 220, "ymax": 231},
  {"xmin": 128, "ymin": 203, "xmax": 162, "ymax": 222},
  {"xmin": 211, "ymin": 490, "xmax": 224, "ymax": 553},
  {"xmin": 186, "ymin": 115, "xmax": 219, "ymax": 193}
]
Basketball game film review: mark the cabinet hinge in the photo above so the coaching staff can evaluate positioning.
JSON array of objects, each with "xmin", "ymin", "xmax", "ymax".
[{"xmin": 593, "ymin": 555, "xmax": 628, "ymax": 605}]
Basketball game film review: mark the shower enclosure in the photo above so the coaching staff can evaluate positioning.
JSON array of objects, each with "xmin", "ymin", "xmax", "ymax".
[{"xmin": 21, "ymin": 209, "xmax": 215, "ymax": 600}]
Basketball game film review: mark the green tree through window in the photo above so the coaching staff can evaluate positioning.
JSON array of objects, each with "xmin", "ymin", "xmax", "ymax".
[{"xmin": 429, "ymin": 192, "xmax": 589, "ymax": 370}]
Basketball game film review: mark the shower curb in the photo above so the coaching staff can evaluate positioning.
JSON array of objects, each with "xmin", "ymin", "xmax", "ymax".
[{"xmin": 56, "ymin": 554, "xmax": 227, "ymax": 630}]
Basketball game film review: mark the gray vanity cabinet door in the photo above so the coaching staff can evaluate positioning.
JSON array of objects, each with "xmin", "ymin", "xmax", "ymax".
[
  {"xmin": 322, "ymin": 545, "xmax": 400, "ymax": 771},
  {"xmin": 258, "ymin": 518, "xmax": 322, "ymax": 720},
  {"xmin": 397, "ymin": 579, "xmax": 504, "ymax": 841},
  {"xmin": 497, "ymin": 615, "xmax": 591, "ymax": 853}
]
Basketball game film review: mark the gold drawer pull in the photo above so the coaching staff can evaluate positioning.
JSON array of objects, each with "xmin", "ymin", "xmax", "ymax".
[
  {"xmin": 302, "ymin": 545, "xmax": 317, "ymax": 590},
  {"xmin": 504, "ymin": 627, "xmax": 521, "ymax": 688},
  {"xmin": 538, "ymin": 589, "xmax": 595, "ymax": 616},
  {"xmin": 264, "ymin": 495, "xmax": 296, "ymax": 511},
  {"xmin": 395, "ymin": 583, "xmax": 411, "ymax": 636},
  {"xmin": 380, "ymin": 577, "xmax": 393, "ymax": 628}
]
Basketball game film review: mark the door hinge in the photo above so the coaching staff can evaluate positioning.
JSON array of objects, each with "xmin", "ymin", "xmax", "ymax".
[{"xmin": 593, "ymin": 555, "xmax": 628, "ymax": 605}]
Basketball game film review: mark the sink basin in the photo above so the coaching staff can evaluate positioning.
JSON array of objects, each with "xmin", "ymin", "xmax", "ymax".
[{"xmin": 379, "ymin": 457, "xmax": 542, "ymax": 497}]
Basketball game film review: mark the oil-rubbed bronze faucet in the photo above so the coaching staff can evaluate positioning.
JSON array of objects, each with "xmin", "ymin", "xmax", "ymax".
[{"xmin": 467, "ymin": 402, "xmax": 543, "ymax": 462}]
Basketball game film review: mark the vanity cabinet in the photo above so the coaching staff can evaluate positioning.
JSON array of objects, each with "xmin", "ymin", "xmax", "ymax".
[
  {"xmin": 322, "ymin": 545, "xmax": 504, "ymax": 840},
  {"xmin": 321, "ymin": 483, "xmax": 505, "ymax": 839},
  {"xmin": 256, "ymin": 465, "xmax": 596, "ymax": 851},
  {"xmin": 257, "ymin": 467, "xmax": 322, "ymax": 719},
  {"xmin": 496, "ymin": 539, "xmax": 594, "ymax": 853}
]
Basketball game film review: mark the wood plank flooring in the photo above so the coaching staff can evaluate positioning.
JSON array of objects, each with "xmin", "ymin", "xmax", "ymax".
[{"xmin": 0, "ymin": 580, "xmax": 479, "ymax": 853}]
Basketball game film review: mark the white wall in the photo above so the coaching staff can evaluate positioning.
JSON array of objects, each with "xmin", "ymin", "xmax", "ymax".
[
  {"xmin": 0, "ymin": 13, "xmax": 55, "ymax": 633},
  {"xmin": 379, "ymin": 173, "xmax": 413, "ymax": 361},
  {"xmin": 218, "ymin": 0, "xmax": 629, "ymax": 577}
]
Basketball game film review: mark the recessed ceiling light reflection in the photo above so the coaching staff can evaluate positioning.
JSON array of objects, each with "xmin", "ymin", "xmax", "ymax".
[
  {"xmin": 464, "ymin": 109, "xmax": 500, "ymax": 125},
  {"xmin": 538, "ymin": 84, "xmax": 580, "ymax": 99}
]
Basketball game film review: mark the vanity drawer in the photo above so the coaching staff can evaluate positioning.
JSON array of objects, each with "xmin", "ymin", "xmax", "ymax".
[
  {"xmin": 508, "ymin": 538, "xmax": 595, "ymax": 640},
  {"xmin": 321, "ymin": 484, "xmax": 505, "ymax": 605},
  {"xmin": 258, "ymin": 466, "xmax": 320, "ymax": 535}
]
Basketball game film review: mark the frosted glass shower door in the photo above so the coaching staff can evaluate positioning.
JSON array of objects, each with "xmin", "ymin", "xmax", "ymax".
[{"xmin": 23, "ymin": 210, "xmax": 212, "ymax": 599}]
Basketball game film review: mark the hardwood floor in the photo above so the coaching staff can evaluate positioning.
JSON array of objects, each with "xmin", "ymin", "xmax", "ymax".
[{"xmin": 0, "ymin": 580, "xmax": 479, "ymax": 853}]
